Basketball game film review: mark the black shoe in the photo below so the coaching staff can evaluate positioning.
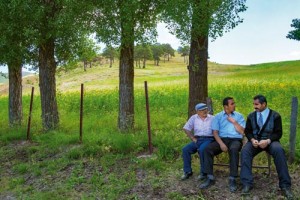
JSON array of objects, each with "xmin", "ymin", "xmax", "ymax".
[
  {"xmin": 282, "ymin": 188, "xmax": 294, "ymax": 200},
  {"xmin": 229, "ymin": 179, "xmax": 237, "ymax": 192},
  {"xmin": 181, "ymin": 172, "xmax": 193, "ymax": 180},
  {"xmin": 242, "ymin": 185, "xmax": 253, "ymax": 195},
  {"xmin": 197, "ymin": 174, "xmax": 207, "ymax": 181},
  {"xmin": 199, "ymin": 178, "xmax": 215, "ymax": 189}
]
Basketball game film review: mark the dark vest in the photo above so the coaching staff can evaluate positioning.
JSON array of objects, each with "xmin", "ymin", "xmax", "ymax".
[{"xmin": 248, "ymin": 109, "xmax": 280, "ymax": 140}]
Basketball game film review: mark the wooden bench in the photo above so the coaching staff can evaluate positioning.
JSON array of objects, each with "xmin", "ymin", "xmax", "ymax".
[{"xmin": 206, "ymin": 97, "xmax": 272, "ymax": 177}]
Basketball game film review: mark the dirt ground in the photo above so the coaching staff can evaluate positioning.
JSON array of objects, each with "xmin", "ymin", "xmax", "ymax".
[{"xmin": 125, "ymin": 162, "xmax": 300, "ymax": 200}]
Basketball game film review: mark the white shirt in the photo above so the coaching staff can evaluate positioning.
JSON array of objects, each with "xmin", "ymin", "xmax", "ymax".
[{"xmin": 183, "ymin": 114, "xmax": 214, "ymax": 137}]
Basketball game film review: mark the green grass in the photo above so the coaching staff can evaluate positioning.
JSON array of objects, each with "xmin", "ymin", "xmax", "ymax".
[{"xmin": 0, "ymin": 57, "xmax": 300, "ymax": 199}]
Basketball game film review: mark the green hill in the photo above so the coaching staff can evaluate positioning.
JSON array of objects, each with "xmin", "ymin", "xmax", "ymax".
[
  {"xmin": 0, "ymin": 71, "xmax": 35, "ymax": 84},
  {"xmin": 55, "ymin": 58, "xmax": 300, "ymax": 92}
]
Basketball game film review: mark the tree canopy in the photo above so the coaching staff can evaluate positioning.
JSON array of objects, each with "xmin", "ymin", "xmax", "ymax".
[
  {"xmin": 287, "ymin": 19, "xmax": 300, "ymax": 41},
  {"xmin": 0, "ymin": 0, "xmax": 96, "ymax": 130},
  {"xmin": 0, "ymin": 0, "xmax": 38, "ymax": 125},
  {"xmin": 162, "ymin": 0, "xmax": 247, "ymax": 117},
  {"xmin": 93, "ymin": 0, "xmax": 163, "ymax": 131},
  {"xmin": 162, "ymin": 0, "xmax": 247, "ymax": 42}
]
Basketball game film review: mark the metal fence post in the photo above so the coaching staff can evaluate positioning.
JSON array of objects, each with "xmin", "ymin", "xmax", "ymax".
[
  {"xmin": 27, "ymin": 87, "xmax": 34, "ymax": 141},
  {"xmin": 80, "ymin": 84, "xmax": 84, "ymax": 143},
  {"xmin": 144, "ymin": 81, "xmax": 153, "ymax": 154}
]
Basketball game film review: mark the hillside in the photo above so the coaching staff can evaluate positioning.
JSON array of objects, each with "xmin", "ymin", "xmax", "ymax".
[
  {"xmin": 1, "ymin": 55, "xmax": 299, "ymax": 95},
  {"xmin": 0, "ymin": 71, "xmax": 35, "ymax": 95}
]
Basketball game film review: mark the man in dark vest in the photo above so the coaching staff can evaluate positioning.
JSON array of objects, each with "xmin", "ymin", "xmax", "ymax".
[{"xmin": 240, "ymin": 94, "xmax": 293, "ymax": 199}]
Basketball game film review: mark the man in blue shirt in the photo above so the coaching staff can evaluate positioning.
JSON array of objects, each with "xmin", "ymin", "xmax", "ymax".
[
  {"xmin": 181, "ymin": 103, "xmax": 214, "ymax": 180},
  {"xmin": 199, "ymin": 97, "xmax": 245, "ymax": 192}
]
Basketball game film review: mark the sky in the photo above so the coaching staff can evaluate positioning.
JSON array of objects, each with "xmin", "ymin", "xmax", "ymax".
[{"xmin": 157, "ymin": 0, "xmax": 300, "ymax": 65}]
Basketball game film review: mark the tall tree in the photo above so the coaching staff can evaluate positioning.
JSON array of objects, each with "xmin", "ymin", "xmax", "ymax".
[
  {"xmin": 94, "ymin": 0, "xmax": 162, "ymax": 131},
  {"xmin": 28, "ymin": 0, "xmax": 93, "ymax": 130},
  {"xmin": 0, "ymin": 0, "xmax": 34, "ymax": 126},
  {"xmin": 151, "ymin": 44, "xmax": 164, "ymax": 66},
  {"xmin": 163, "ymin": 0, "xmax": 247, "ymax": 117},
  {"xmin": 135, "ymin": 44, "xmax": 152, "ymax": 68},
  {"xmin": 161, "ymin": 43, "xmax": 175, "ymax": 62},
  {"xmin": 178, "ymin": 45, "xmax": 190, "ymax": 64},
  {"xmin": 141, "ymin": 45, "xmax": 153, "ymax": 68},
  {"xmin": 78, "ymin": 38, "xmax": 99, "ymax": 71},
  {"xmin": 102, "ymin": 46, "xmax": 118, "ymax": 68},
  {"xmin": 134, "ymin": 45, "xmax": 143, "ymax": 68},
  {"xmin": 287, "ymin": 19, "xmax": 300, "ymax": 41}
]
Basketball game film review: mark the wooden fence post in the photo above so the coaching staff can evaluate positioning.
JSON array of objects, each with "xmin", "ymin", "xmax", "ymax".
[{"xmin": 289, "ymin": 97, "xmax": 298, "ymax": 164}]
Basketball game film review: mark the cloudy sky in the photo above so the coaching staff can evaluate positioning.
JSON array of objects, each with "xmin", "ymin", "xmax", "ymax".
[{"xmin": 157, "ymin": 0, "xmax": 300, "ymax": 65}]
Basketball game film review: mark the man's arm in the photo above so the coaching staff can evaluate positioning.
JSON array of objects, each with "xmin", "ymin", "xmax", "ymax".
[
  {"xmin": 245, "ymin": 117, "xmax": 254, "ymax": 141},
  {"xmin": 227, "ymin": 116, "xmax": 245, "ymax": 135},
  {"xmin": 270, "ymin": 113, "xmax": 282, "ymax": 141},
  {"xmin": 183, "ymin": 129, "xmax": 197, "ymax": 143},
  {"xmin": 244, "ymin": 116, "xmax": 259, "ymax": 148},
  {"xmin": 213, "ymin": 130, "xmax": 227, "ymax": 152}
]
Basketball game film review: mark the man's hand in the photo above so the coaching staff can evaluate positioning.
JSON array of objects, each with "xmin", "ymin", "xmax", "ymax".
[
  {"xmin": 258, "ymin": 140, "xmax": 269, "ymax": 149},
  {"xmin": 227, "ymin": 115, "xmax": 244, "ymax": 135},
  {"xmin": 227, "ymin": 116, "xmax": 236, "ymax": 124},
  {"xmin": 192, "ymin": 137, "xmax": 197, "ymax": 143},
  {"xmin": 251, "ymin": 139, "xmax": 259, "ymax": 148},
  {"xmin": 220, "ymin": 143, "xmax": 228, "ymax": 152}
]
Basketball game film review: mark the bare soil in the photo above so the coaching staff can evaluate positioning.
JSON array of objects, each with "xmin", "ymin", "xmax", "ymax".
[{"xmin": 125, "ymin": 165, "xmax": 300, "ymax": 200}]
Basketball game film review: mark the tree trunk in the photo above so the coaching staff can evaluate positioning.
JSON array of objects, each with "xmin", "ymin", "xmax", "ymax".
[
  {"xmin": 118, "ymin": 24, "xmax": 134, "ymax": 131},
  {"xmin": 188, "ymin": 35, "xmax": 208, "ymax": 118},
  {"xmin": 8, "ymin": 62, "xmax": 22, "ymax": 126},
  {"xmin": 110, "ymin": 58, "xmax": 113, "ymax": 68},
  {"xmin": 83, "ymin": 60, "xmax": 87, "ymax": 71},
  {"xmin": 143, "ymin": 57, "xmax": 146, "ymax": 68},
  {"xmin": 38, "ymin": 39, "xmax": 59, "ymax": 131}
]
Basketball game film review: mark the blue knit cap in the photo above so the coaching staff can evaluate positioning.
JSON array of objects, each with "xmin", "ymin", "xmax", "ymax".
[{"xmin": 195, "ymin": 103, "xmax": 208, "ymax": 111}]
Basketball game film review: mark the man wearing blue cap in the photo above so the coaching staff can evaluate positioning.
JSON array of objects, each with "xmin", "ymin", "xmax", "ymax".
[
  {"xmin": 199, "ymin": 97, "xmax": 245, "ymax": 192},
  {"xmin": 181, "ymin": 103, "xmax": 214, "ymax": 180}
]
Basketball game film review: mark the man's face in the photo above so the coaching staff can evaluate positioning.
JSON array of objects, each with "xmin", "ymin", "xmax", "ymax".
[
  {"xmin": 225, "ymin": 99, "xmax": 236, "ymax": 113},
  {"xmin": 253, "ymin": 99, "xmax": 266, "ymax": 112},
  {"xmin": 197, "ymin": 109, "xmax": 208, "ymax": 118}
]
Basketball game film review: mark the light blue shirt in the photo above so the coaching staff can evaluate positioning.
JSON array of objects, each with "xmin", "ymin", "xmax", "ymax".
[
  {"xmin": 211, "ymin": 111, "xmax": 245, "ymax": 139},
  {"xmin": 183, "ymin": 114, "xmax": 214, "ymax": 137},
  {"xmin": 256, "ymin": 108, "xmax": 270, "ymax": 125}
]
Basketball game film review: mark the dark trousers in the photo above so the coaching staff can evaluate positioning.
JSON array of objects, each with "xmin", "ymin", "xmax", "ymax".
[
  {"xmin": 182, "ymin": 137, "xmax": 214, "ymax": 174},
  {"xmin": 240, "ymin": 141, "xmax": 291, "ymax": 189},
  {"xmin": 203, "ymin": 138, "xmax": 243, "ymax": 178}
]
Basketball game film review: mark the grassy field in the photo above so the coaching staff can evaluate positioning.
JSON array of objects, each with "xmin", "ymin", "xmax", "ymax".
[{"xmin": 0, "ymin": 55, "xmax": 300, "ymax": 199}]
